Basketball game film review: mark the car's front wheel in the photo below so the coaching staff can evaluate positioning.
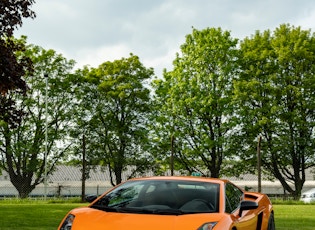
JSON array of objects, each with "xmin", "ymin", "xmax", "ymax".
[{"xmin": 267, "ymin": 212, "xmax": 275, "ymax": 230}]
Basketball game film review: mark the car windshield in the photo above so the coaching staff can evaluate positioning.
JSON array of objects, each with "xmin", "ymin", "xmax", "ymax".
[{"xmin": 91, "ymin": 179, "xmax": 220, "ymax": 215}]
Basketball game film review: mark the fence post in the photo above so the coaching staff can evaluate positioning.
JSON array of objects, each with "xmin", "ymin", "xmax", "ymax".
[
  {"xmin": 81, "ymin": 134, "xmax": 86, "ymax": 202},
  {"xmin": 257, "ymin": 136, "xmax": 262, "ymax": 193}
]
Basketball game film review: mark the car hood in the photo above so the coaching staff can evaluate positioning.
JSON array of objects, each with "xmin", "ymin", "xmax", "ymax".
[{"xmin": 68, "ymin": 207, "xmax": 224, "ymax": 230}]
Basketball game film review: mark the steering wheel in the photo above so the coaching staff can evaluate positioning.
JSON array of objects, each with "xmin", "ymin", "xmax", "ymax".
[
  {"xmin": 192, "ymin": 199, "xmax": 215, "ymax": 210},
  {"xmin": 180, "ymin": 199, "xmax": 215, "ymax": 212}
]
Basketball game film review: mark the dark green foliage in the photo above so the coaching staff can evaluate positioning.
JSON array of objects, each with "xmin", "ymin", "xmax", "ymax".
[{"xmin": 0, "ymin": 0, "xmax": 35, "ymax": 127}]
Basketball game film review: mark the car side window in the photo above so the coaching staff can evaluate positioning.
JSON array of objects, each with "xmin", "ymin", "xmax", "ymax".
[{"xmin": 225, "ymin": 182, "xmax": 243, "ymax": 213}]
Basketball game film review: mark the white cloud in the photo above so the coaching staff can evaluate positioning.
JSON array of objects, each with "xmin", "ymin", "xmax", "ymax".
[
  {"xmin": 295, "ymin": 8, "xmax": 315, "ymax": 31},
  {"xmin": 73, "ymin": 44, "xmax": 133, "ymax": 68},
  {"xmin": 14, "ymin": 0, "xmax": 315, "ymax": 78}
]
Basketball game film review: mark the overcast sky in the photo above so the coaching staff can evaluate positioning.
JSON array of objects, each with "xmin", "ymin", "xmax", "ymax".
[{"xmin": 14, "ymin": 0, "xmax": 315, "ymax": 77}]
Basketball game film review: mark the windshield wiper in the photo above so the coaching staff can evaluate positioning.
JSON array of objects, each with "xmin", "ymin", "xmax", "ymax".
[
  {"xmin": 120, "ymin": 207, "xmax": 184, "ymax": 215},
  {"xmin": 90, "ymin": 205, "xmax": 154, "ymax": 214},
  {"xmin": 91, "ymin": 205, "xmax": 185, "ymax": 215}
]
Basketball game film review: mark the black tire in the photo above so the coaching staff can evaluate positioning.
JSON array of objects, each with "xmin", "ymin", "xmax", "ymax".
[{"xmin": 267, "ymin": 212, "xmax": 275, "ymax": 230}]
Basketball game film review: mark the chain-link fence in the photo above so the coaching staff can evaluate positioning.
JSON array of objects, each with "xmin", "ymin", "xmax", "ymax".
[
  {"xmin": 0, "ymin": 165, "xmax": 314, "ymax": 199},
  {"xmin": 0, "ymin": 165, "xmax": 113, "ymax": 199},
  {"xmin": 0, "ymin": 181, "xmax": 112, "ymax": 199}
]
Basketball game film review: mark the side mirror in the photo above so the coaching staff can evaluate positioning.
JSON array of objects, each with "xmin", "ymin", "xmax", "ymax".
[
  {"xmin": 239, "ymin": 200, "xmax": 258, "ymax": 217},
  {"xmin": 85, "ymin": 194, "xmax": 98, "ymax": 203}
]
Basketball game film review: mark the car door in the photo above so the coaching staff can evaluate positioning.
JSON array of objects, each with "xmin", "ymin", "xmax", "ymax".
[{"xmin": 225, "ymin": 182, "xmax": 258, "ymax": 230}]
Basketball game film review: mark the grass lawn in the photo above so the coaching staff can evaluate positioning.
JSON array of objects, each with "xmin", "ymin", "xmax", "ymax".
[
  {"xmin": 274, "ymin": 204, "xmax": 315, "ymax": 230},
  {"xmin": 0, "ymin": 200, "xmax": 84, "ymax": 230},
  {"xmin": 0, "ymin": 200, "xmax": 314, "ymax": 229}
]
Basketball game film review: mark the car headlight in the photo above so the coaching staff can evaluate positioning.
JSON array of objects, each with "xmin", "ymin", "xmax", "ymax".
[
  {"xmin": 60, "ymin": 214, "xmax": 75, "ymax": 230},
  {"xmin": 197, "ymin": 222, "xmax": 217, "ymax": 230}
]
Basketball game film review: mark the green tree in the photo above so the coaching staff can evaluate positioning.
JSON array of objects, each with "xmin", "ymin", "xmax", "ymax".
[
  {"xmin": 84, "ymin": 54, "xmax": 154, "ymax": 186},
  {"xmin": 152, "ymin": 28, "xmax": 240, "ymax": 177},
  {"xmin": 234, "ymin": 24, "xmax": 315, "ymax": 199},
  {"xmin": 0, "ymin": 38, "xmax": 76, "ymax": 198}
]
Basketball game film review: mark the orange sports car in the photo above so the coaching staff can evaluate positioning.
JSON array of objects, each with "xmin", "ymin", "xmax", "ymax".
[{"xmin": 58, "ymin": 176, "xmax": 275, "ymax": 230}]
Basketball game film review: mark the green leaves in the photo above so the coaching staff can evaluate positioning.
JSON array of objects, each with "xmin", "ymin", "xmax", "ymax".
[
  {"xmin": 235, "ymin": 24, "xmax": 315, "ymax": 198},
  {"xmin": 152, "ymin": 27, "xmax": 239, "ymax": 177},
  {"xmin": 0, "ymin": 40, "xmax": 76, "ymax": 198},
  {"xmin": 78, "ymin": 54, "xmax": 154, "ymax": 185},
  {"xmin": 1, "ymin": 21, "xmax": 315, "ymax": 199}
]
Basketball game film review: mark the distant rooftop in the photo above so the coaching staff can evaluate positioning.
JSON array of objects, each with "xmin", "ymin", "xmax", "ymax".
[{"xmin": 1, "ymin": 165, "xmax": 314, "ymax": 183}]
